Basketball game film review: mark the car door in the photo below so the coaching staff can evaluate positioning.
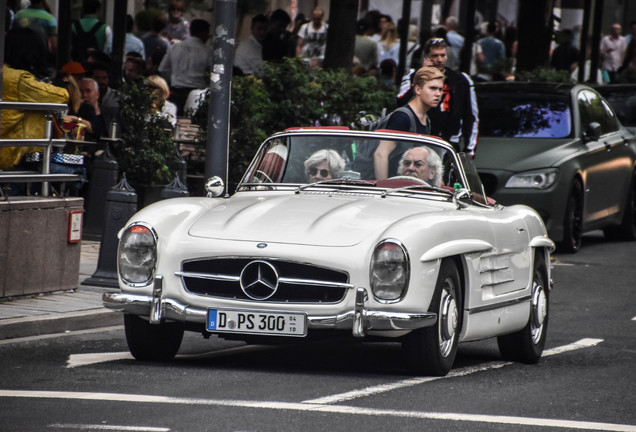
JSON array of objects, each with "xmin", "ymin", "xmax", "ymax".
[{"xmin": 577, "ymin": 89, "xmax": 631, "ymax": 224}]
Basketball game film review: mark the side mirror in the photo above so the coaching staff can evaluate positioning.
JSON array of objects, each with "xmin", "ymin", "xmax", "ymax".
[
  {"xmin": 453, "ymin": 188, "xmax": 473, "ymax": 209},
  {"xmin": 205, "ymin": 176, "xmax": 225, "ymax": 197},
  {"xmin": 584, "ymin": 122, "xmax": 602, "ymax": 142}
]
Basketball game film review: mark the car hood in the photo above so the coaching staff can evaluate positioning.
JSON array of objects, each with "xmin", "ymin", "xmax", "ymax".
[
  {"xmin": 474, "ymin": 137, "xmax": 578, "ymax": 172},
  {"xmin": 188, "ymin": 192, "xmax": 447, "ymax": 247}
]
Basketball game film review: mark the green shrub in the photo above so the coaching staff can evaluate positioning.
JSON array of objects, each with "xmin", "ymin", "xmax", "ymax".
[{"xmin": 116, "ymin": 77, "xmax": 180, "ymax": 186}]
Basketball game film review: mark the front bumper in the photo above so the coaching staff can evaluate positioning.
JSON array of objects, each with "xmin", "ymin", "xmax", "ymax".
[{"xmin": 103, "ymin": 275, "xmax": 436, "ymax": 338}]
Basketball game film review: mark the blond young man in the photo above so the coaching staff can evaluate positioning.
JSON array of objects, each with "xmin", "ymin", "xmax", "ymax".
[{"xmin": 374, "ymin": 67, "xmax": 444, "ymax": 180}]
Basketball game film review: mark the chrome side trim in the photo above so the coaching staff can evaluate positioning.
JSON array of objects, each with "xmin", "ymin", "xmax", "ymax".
[
  {"xmin": 102, "ymin": 289, "xmax": 436, "ymax": 334},
  {"xmin": 467, "ymin": 294, "xmax": 532, "ymax": 314}
]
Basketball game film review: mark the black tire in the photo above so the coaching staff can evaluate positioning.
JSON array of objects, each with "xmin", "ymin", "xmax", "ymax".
[
  {"xmin": 497, "ymin": 251, "xmax": 549, "ymax": 363},
  {"xmin": 124, "ymin": 314, "xmax": 184, "ymax": 361},
  {"xmin": 604, "ymin": 171, "xmax": 636, "ymax": 241},
  {"xmin": 402, "ymin": 260, "xmax": 462, "ymax": 376},
  {"xmin": 558, "ymin": 180, "xmax": 584, "ymax": 253}
]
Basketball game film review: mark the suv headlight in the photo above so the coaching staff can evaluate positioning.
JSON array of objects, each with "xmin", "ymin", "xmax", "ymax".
[
  {"xmin": 505, "ymin": 169, "xmax": 559, "ymax": 189},
  {"xmin": 370, "ymin": 239, "xmax": 409, "ymax": 302},
  {"xmin": 118, "ymin": 223, "xmax": 157, "ymax": 286}
]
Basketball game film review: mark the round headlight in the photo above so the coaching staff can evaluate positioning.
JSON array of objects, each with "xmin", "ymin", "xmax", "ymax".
[
  {"xmin": 370, "ymin": 240, "xmax": 410, "ymax": 302},
  {"xmin": 118, "ymin": 223, "xmax": 157, "ymax": 285}
]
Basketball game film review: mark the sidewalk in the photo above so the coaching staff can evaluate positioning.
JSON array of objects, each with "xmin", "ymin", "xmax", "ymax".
[{"xmin": 0, "ymin": 241, "xmax": 123, "ymax": 340}]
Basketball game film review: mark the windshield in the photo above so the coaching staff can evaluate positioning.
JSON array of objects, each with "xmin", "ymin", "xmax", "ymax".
[
  {"xmin": 238, "ymin": 133, "xmax": 483, "ymax": 198},
  {"xmin": 477, "ymin": 92, "xmax": 572, "ymax": 138}
]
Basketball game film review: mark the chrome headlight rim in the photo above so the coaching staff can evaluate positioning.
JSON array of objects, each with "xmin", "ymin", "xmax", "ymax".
[
  {"xmin": 505, "ymin": 169, "xmax": 559, "ymax": 190},
  {"xmin": 370, "ymin": 238, "xmax": 410, "ymax": 304},
  {"xmin": 118, "ymin": 221, "xmax": 158, "ymax": 287}
]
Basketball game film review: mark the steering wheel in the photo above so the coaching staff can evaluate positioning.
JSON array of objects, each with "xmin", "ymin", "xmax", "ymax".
[{"xmin": 252, "ymin": 170, "xmax": 274, "ymax": 183}]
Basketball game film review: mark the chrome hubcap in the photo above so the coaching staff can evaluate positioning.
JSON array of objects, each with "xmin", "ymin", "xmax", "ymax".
[
  {"xmin": 439, "ymin": 287, "xmax": 458, "ymax": 357},
  {"xmin": 530, "ymin": 283, "xmax": 547, "ymax": 344}
]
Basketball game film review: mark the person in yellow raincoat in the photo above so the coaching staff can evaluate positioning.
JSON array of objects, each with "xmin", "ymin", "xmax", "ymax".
[{"xmin": 0, "ymin": 27, "xmax": 69, "ymax": 170}]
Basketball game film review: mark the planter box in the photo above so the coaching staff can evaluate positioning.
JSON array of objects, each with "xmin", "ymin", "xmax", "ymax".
[{"xmin": 0, "ymin": 197, "xmax": 83, "ymax": 298}]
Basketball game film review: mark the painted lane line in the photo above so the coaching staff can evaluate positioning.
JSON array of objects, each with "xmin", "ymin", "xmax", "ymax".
[
  {"xmin": 304, "ymin": 338, "xmax": 604, "ymax": 405},
  {"xmin": 1, "ymin": 390, "xmax": 634, "ymax": 432},
  {"xmin": 50, "ymin": 424, "xmax": 169, "ymax": 431},
  {"xmin": 66, "ymin": 345, "xmax": 277, "ymax": 368}
]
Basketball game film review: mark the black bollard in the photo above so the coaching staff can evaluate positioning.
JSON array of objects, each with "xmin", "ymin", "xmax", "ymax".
[
  {"xmin": 161, "ymin": 175, "xmax": 190, "ymax": 199},
  {"xmin": 82, "ymin": 177, "xmax": 138, "ymax": 287},
  {"xmin": 83, "ymin": 143, "xmax": 119, "ymax": 240}
]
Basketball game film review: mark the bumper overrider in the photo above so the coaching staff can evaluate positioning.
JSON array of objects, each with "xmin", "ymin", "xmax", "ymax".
[{"xmin": 102, "ymin": 275, "xmax": 437, "ymax": 337}]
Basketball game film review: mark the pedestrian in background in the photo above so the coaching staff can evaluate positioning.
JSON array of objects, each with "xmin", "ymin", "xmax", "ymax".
[
  {"xmin": 158, "ymin": 18, "xmax": 212, "ymax": 116},
  {"xmin": 234, "ymin": 14, "xmax": 268, "ymax": 75},
  {"xmin": 600, "ymin": 23, "xmax": 627, "ymax": 83},
  {"xmin": 296, "ymin": 7, "xmax": 328, "ymax": 63},
  {"xmin": 398, "ymin": 38, "xmax": 479, "ymax": 157}
]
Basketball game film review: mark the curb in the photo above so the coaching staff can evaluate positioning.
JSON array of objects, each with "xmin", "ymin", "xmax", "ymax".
[{"xmin": 0, "ymin": 308, "xmax": 123, "ymax": 340}]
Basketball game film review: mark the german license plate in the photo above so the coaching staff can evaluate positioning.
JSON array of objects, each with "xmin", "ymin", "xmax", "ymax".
[{"xmin": 207, "ymin": 308, "xmax": 307, "ymax": 337}]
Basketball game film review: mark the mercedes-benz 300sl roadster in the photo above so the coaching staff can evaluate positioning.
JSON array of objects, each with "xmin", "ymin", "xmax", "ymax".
[{"xmin": 103, "ymin": 127, "xmax": 555, "ymax": 376}]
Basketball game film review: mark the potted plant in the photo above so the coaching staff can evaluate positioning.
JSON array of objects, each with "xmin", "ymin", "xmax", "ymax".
[{"xmin": 116, "ymin": 76, "xmax": 180, "ymax": 206}]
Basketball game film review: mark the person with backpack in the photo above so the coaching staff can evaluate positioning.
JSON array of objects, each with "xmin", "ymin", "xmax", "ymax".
[
  {"xmin": 71, "ymin": 0, "xmax": 110, "ymax": 62},
  {"xmin": 373, "ymin": 66, "xmax": 444, "ymax": 180}
]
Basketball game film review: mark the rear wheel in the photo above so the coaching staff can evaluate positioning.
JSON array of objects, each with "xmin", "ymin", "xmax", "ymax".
[
  {"xmin": 558, "ymin": 180, "xmax": 584, "ymax": 253},
  {"xmin": 497, "ymin": 251, "xmax": 549, "ymax": 363},
  {"xmin": 402, "ymin": 260, "xmax": 462, "ymax": 376},
  {"xmin": 124, "ymin": 314, "xmax": 184, "ymax": 361},
  {"xmin": 604, "ymin": 171, "xmax": 636, "ymax": 241}
]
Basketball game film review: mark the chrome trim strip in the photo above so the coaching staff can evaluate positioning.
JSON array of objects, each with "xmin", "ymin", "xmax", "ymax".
[
  {"xmin": 175, "ymin": 271, "xmax": 353, "ymax": 290},
  {"xmin": 176, "ymin": 271, "xmax": 240, "ymax": 282},
  {"xmin": 467, "ymin": 294, "xmax": 532, "ymax": 314}
]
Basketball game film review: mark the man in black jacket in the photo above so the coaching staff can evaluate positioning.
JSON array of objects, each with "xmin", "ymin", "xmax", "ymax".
[{"xmin": 397, "ymin": 38, "xmax": 479, "ymax": 157}]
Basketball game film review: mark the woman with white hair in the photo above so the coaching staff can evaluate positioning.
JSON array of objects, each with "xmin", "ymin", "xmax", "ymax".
[{"xmin": 304, "ymin": 149, "xmax": 345, "ymax": 183}]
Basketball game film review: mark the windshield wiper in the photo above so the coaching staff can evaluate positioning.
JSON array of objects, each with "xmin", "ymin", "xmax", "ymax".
[{"xmin": 295, "ymin": 178, "xmax": 376, "ymax": 194}]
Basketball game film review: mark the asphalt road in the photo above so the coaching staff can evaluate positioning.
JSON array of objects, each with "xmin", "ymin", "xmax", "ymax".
[{"xmin": 0, "ymin": 231, "xmax": 634, "ymax": 432}]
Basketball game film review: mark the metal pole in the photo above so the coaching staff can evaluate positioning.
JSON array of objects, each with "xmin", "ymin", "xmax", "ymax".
[
  {"xmin": 205, "ymin": 0, "xmax": 237, "ymax": 196},
  {"xmin": 396, "ymin": 0, "xmax": 411, "ymax": 86}
]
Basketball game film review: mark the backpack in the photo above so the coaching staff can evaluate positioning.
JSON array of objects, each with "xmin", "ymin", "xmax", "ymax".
[
  {"xmin": 353, "ymin": 105, "xmax": 416, "ymax": 132},
  {"xmin": 351, "ymin": 106, "xmax": 417, "ymax": 178},
  {"xmin": 72, "ymin": 20, "xmax": 103, "ymax": 61}
]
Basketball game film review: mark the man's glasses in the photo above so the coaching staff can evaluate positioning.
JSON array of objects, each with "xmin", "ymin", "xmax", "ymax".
[
  {"xmin": 308, "ymin": 167, "xmax": 330, "ymax": 177},
  {"xmin": 402, "ymin": 160, "xmax": 426, "ymax": 168}
]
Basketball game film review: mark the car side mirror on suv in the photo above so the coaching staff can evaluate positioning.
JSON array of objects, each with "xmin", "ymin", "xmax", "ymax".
[{"xmin": 584, "ymin": 122, "xmax": 602, "ymax": 142}]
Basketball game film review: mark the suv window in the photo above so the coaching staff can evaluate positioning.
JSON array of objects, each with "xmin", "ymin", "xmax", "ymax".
[{"xmin": 578, "ymin": 89, "xmax": 620, "ymax": 135}]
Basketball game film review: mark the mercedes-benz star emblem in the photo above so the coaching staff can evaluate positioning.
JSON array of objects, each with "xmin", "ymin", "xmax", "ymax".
[{"xmin": 240, "ymin": 260, "xmax": 279, "ymax": 300}]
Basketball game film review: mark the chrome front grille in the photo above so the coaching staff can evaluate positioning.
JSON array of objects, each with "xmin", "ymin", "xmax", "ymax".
[{"xmin": 178, "ymin": 258, "xmax": 351, "ymax": 303}]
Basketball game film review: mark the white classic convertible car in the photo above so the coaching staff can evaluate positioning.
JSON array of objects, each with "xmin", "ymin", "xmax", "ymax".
[{"xmin": 103, "ymin": 127, "xmax": 555, "ymax": 376}]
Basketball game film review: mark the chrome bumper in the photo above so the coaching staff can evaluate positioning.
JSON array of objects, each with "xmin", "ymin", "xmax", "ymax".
[{"xmin": 103, "ymin": 276, "xmax": 436, "ymax": 337}]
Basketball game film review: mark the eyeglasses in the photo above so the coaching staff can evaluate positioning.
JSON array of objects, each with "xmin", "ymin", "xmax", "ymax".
[
  {"xmin": 428, "ymin": 37, "xmax": 445, "ymax": 45},
  {"xmin": 308, "ymin": 167, "xmax": 330, "ymax": 177},
  {"xmin": 402, "ymin": 160, "xmax": 426, "ymax": 168}
]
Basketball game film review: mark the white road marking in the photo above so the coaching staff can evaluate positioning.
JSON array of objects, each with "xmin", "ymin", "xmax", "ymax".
[
  {"xmin": 1, "ymin": 390, "xmax": 634, "ymax": 432},
  {"xmin": 304, "ymin": 338, "xmax": 604, "ymax": 404},
  {"xmin": 67, "ymin": 352, "xmax": 133, "ymax": 368},
  {"xmin": 49, "ymin": 424, "xmax": 169, "ymax": 431},
  {"xmin": 66, "ymin": 345, "xmax": 277, "ymax": 368}
]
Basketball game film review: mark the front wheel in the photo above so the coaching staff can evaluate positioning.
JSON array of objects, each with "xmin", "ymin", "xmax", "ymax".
[
  {"xmin": 402, "ymin": 260, "xmax": 462, "ymax": 376},
  {"xmin": 497, "ymin": 251, "xmax": 549, "ymax": 363},
  {"xmin": 124, "ymin": 314, "xmax": 184, "ymax": 361}
]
